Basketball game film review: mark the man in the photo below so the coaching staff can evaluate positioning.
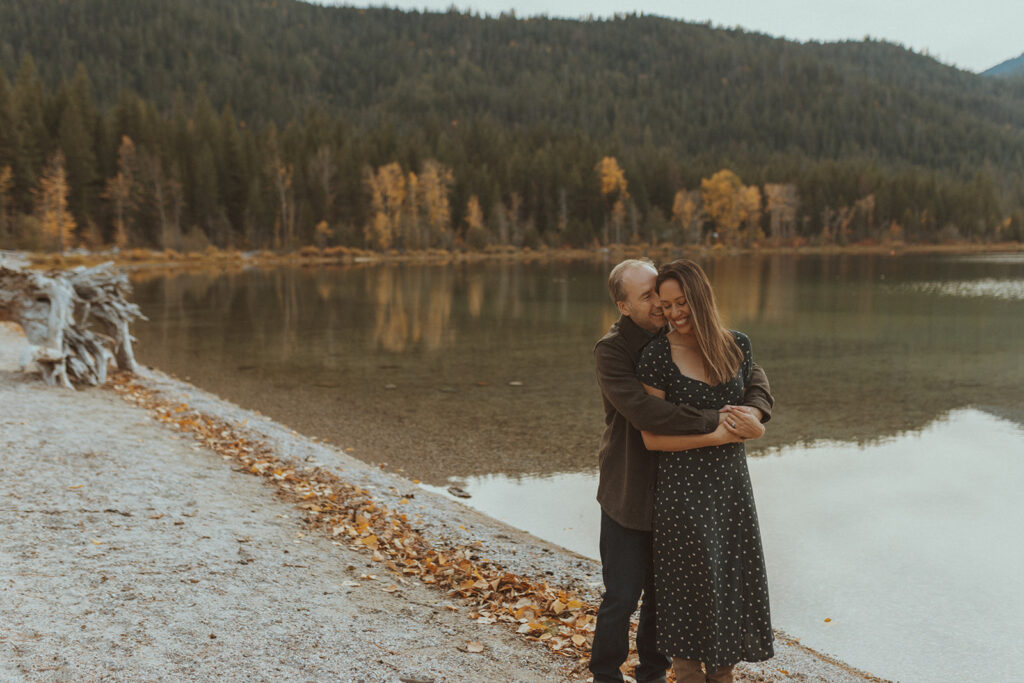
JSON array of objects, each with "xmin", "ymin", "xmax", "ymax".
[{"xmin": 589, "ymin": 258, "xmax": 773, "ymax": 683}]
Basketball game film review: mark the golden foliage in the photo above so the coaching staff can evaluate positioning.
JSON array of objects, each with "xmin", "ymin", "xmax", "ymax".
[
  {"xmin": 596, "ymin": 157, "xmax": 630, "ymax": 244},
  {"xmin": 465, "ymin": 195, "xmax": 484, "ymax": 233},
  {"xmin": 365, "ymin": 160, "xmax": 455, "ymax": 250},
  {"xmin": 104, "ymin": 136, "xmax": 138, "ymax": 248},
  {"xmin": 595, "ymin": 156, "xmax": 629, "ymax": 199},
  {"xmin": 464, "ymin": 195, "xmax": 488, "ymax": 251},
  {"xmin": 268, "ymin": 157, "xmax": 295, "ymax": 248},
  {"xmin": 419, "ymin": 160, "xmax": 454, "ymax": 247},
  {"xmin": 314, "ymin": 220, "xmax": 333, "ymax": 248},
  {"xmin": 700, "ymin": 169, "xmax": 761, "ymax": 246},
  {"xmin": 364, "ymin": 162, "xmax": 406, "ymax": 250},
  {"xmin": 36, "ymin": 151, "xmax": 76, "ymax": 253}
]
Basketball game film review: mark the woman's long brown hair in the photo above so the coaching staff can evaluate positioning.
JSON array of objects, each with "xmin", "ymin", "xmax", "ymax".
[{"xmin": 656, "ymin": 259, "xmax": 742, "ymax": 385}]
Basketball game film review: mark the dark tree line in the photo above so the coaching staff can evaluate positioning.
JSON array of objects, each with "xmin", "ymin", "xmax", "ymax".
[{"xmin": 0, "ymin": 0, "xmax": 1022, "ymax": 252}]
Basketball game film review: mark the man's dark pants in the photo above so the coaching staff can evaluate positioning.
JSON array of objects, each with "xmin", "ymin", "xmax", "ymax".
[{"xmin": 589, "ymin": 509, "xmax": 671, "ymax": 683}]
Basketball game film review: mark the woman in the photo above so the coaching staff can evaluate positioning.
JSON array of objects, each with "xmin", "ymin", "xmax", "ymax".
[{"xmin": 635, "ymin": 259, "xmax": 774, "ymax": 683}]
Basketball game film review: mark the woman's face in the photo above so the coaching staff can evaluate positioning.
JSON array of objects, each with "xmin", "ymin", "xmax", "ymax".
[{"xmin": 658, "ymin": 277, "xmax": 693, "ymax": 335}]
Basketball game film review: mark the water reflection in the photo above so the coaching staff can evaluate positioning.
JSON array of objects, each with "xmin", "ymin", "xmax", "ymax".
[
  {"xmin": 130, "ymin": 254, "xmax": 1024, "ymax": 485},
  {"xmin": 425, "ymin": 409, "xmax": 1024, "ymax": 683}
]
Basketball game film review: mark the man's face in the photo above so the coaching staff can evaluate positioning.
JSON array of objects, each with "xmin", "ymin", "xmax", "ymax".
[{"xmin": 616, "ymin": 265, "xmax": 665, "ymax": 333}]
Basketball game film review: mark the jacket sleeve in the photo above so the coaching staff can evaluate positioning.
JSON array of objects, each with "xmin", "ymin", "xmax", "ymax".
[
  {"xmin": 595, "ymin": 340, "xmax": 718, "ymax": 436},
  {"xmin": 744, "ymin": 365, "xmax": 774, "ymax": 424}
]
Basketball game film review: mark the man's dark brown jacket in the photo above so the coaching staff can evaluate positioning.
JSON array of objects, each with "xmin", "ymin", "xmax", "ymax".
[{"xmin": 595, "ymin": 315, "xmax": 774, "ymax": 531}]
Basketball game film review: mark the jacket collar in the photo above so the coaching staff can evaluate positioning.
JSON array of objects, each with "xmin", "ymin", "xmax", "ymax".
[{"xmin": 618, "ymin": 314, "xmax": 662, "ymax": 356}]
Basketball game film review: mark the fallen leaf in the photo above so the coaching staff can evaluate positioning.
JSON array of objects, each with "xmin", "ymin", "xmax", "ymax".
[
  {"xmin": 67, "ymin": 484, "xmax": 84, "ymax": 490},
  {"xmin": 824, "ymin": 617, "xmax": 832, "ymax": 623},
  {"xmin": 89, "ymin": 538, "xmax": 103, "ymax": 545},
  {"xmin": 458, "ymin": 641, "xmax": 485, "ymax": 653}
]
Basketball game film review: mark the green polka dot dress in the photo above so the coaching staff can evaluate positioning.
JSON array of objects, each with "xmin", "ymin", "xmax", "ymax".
[{"xmin": 637, "ymin": 331, "xmax": 774, "ymax": 672}]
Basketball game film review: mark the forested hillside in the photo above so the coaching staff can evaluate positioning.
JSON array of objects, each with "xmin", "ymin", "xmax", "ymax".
[{"xmin": 1, "ymin": 0, "xmax": 1022, "ymax": 252}]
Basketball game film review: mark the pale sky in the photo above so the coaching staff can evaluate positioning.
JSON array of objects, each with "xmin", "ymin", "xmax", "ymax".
[{"xmin": 327, "ymin": 0, "xmax": 1024, "ymax": 73}]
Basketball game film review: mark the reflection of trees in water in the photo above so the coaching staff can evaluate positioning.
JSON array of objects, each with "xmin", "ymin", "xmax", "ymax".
[
  {"xmin": 368, "ymin": 266, "xmax": 455, "ymax": 352},
  {"xmin": 705, "ymin": 255, "xmax": 769, "ymax": 326},
  {"xmin": 466, "ymin": 271, "xmax": 484, "ymax": 318},
  {"xmin": 129, "ymin": 258, "xmax": 1024, "ymax": 481}
]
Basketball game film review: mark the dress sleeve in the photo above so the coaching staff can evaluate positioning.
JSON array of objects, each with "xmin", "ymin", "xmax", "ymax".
[{"xmin": 636, "ymin": 336, "xmax": 666, "ymax": 392}]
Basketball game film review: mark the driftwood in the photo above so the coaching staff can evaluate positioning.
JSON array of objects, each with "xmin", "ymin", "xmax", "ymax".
[{"xmin": 0, "ymin": 262, "xmax": 144, "ymax": 388}]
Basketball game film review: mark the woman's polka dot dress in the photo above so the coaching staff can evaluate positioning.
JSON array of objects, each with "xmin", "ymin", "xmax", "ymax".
[{"xmin": 636, "ymin": 331, "xmax": 774, "ymax": 672}]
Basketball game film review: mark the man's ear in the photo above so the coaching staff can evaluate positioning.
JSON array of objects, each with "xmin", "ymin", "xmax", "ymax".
[{"xmin": 616, "ymin": 300, "xmax": 630, "ymax": 316}]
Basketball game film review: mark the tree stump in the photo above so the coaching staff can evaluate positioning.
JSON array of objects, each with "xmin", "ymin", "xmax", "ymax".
[{"xmin": 0, "ymin": 262, "xmax": 144, "ymax": 388}]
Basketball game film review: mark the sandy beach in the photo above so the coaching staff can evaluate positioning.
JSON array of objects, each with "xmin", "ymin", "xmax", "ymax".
[{"xmin": 0, "ymin": 321, "xmax": 886, "ymax": 682}]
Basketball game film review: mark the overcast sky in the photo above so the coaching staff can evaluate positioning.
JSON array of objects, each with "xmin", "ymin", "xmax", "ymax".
[{"xmin": 330, "ymin": 0, "xmax": 1023, "ymax": 73}]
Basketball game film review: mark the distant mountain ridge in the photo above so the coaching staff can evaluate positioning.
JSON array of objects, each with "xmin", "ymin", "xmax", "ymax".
[{"xmin": 983, "ymin": 52, "xmax": 1024, "ymax": 77}]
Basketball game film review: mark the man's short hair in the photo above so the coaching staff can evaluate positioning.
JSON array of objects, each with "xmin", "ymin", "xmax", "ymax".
[{"xmin": 607, "ymin": 258, "xmax": 656, "ymax": 303}]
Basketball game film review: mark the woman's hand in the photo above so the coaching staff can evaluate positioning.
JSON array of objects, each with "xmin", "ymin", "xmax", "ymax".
[
  {"xmin": 710, "ymin": 421, "xmax": 745, "ymax": 445},
  {"xmin": 720, "ymin": 406, "xmax": 765, "ymax": 440}
]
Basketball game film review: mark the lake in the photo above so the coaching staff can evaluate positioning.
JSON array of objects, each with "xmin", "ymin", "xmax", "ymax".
[{"xmin": 131, "ymin": 252, "xmax": 1024, "ymax": 682}]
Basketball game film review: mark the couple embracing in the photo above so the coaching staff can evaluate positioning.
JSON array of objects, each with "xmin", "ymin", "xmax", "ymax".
[{"xmin": 589, "ymin": 258, "xmax": 775, "ymax": 683}]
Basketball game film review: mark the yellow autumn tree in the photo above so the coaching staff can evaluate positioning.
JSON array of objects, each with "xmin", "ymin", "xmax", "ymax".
[
  {"xmin": 701, "ymin": 170, "xmax": 762, "ymax": 246},
  {"xmin": 419, "ymin": 160, "xmax": 454, "ymax": 248},
  {"xmin": 671, "ymin": 188, "xmax": 699, "ymax": 243},
  {"xmin": 596, "ymin": 156, "xmax": 629, "ymax": 244},
  {"xmin": 403, "ymin": 171, "xmax": 421, "ymax": 249},
  {"xmin": 267, "ymin": 157, "xmax": 294, "ymax": 249},
  {"xmin": 36, "ymin": 151, "xmax": 76, "ymax": 254},
  {"xmin": 104, "ymin": 135, "xmax": 137, "ymax": 248},
  {"xmin": 701, "ymin": 169, "xmax": 743, "ymax": 245},
  {"xmin": 364, "ymin": 162, "xmax": 406, "ymax": 250},
  {"xmin": 738, "ymin": 185, "xmax": 763, "ymax": 244},
  {"xmin": 464, "ymin": 194, "xmax": 487, "ymax": 250},
  {"xmin": 313, "ymin": 220, "xmax": 332, "ymax": 248}
]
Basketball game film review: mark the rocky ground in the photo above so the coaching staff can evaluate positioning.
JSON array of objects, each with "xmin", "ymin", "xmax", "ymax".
[{"xmin": 0, "ymin": 322, "xmax": 885, "ymax": 682}]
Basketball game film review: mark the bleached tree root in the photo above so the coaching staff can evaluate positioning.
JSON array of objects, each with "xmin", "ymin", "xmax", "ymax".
[{"xmin": 0, "ymin": 262, "xmax": 144, "ymax": 388}]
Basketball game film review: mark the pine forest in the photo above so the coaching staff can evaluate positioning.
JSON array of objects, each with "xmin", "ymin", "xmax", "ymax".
[{"xmin": 2, "ymin": 0, "xmax": 1024, "ymax": 254}]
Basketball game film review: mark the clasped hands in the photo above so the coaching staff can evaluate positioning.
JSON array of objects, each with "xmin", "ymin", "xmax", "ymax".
[{"xmin": 717, "ymin": 405, "xmax": 765, "ymax": 442}]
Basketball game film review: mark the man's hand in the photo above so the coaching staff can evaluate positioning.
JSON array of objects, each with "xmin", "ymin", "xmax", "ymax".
[
  {"xmin": 721, "ymin": 404, "xmax": 764, "ymax": 422},
  {"xmin": 719, "ymin": 405, "xmax": 765, "ymax": 440}
]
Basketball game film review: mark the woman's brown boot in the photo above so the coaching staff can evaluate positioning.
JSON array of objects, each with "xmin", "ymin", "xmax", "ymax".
[
  {"xmin": 671, "ymin": 658, "xmax": 705, "ymax": 683},
  {"xmin": 705, "ymin": 665, "xmax": 734, "ymax": 683}
]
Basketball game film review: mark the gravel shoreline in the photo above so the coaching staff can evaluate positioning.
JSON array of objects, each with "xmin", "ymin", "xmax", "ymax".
[{"xmin": 0, "ymin": 322, "xmax": 885, "ymax": 682}]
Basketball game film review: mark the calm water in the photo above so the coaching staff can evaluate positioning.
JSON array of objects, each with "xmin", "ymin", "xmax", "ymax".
[{"xmin": 131, "ymin": 253, "xmax": 1024, "ymax": 682}]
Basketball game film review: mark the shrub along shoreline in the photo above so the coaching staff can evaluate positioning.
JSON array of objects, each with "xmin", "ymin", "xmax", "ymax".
[{"xmin": 16, "ymin": 240, "xmax": 1024, "ymax": 271}]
